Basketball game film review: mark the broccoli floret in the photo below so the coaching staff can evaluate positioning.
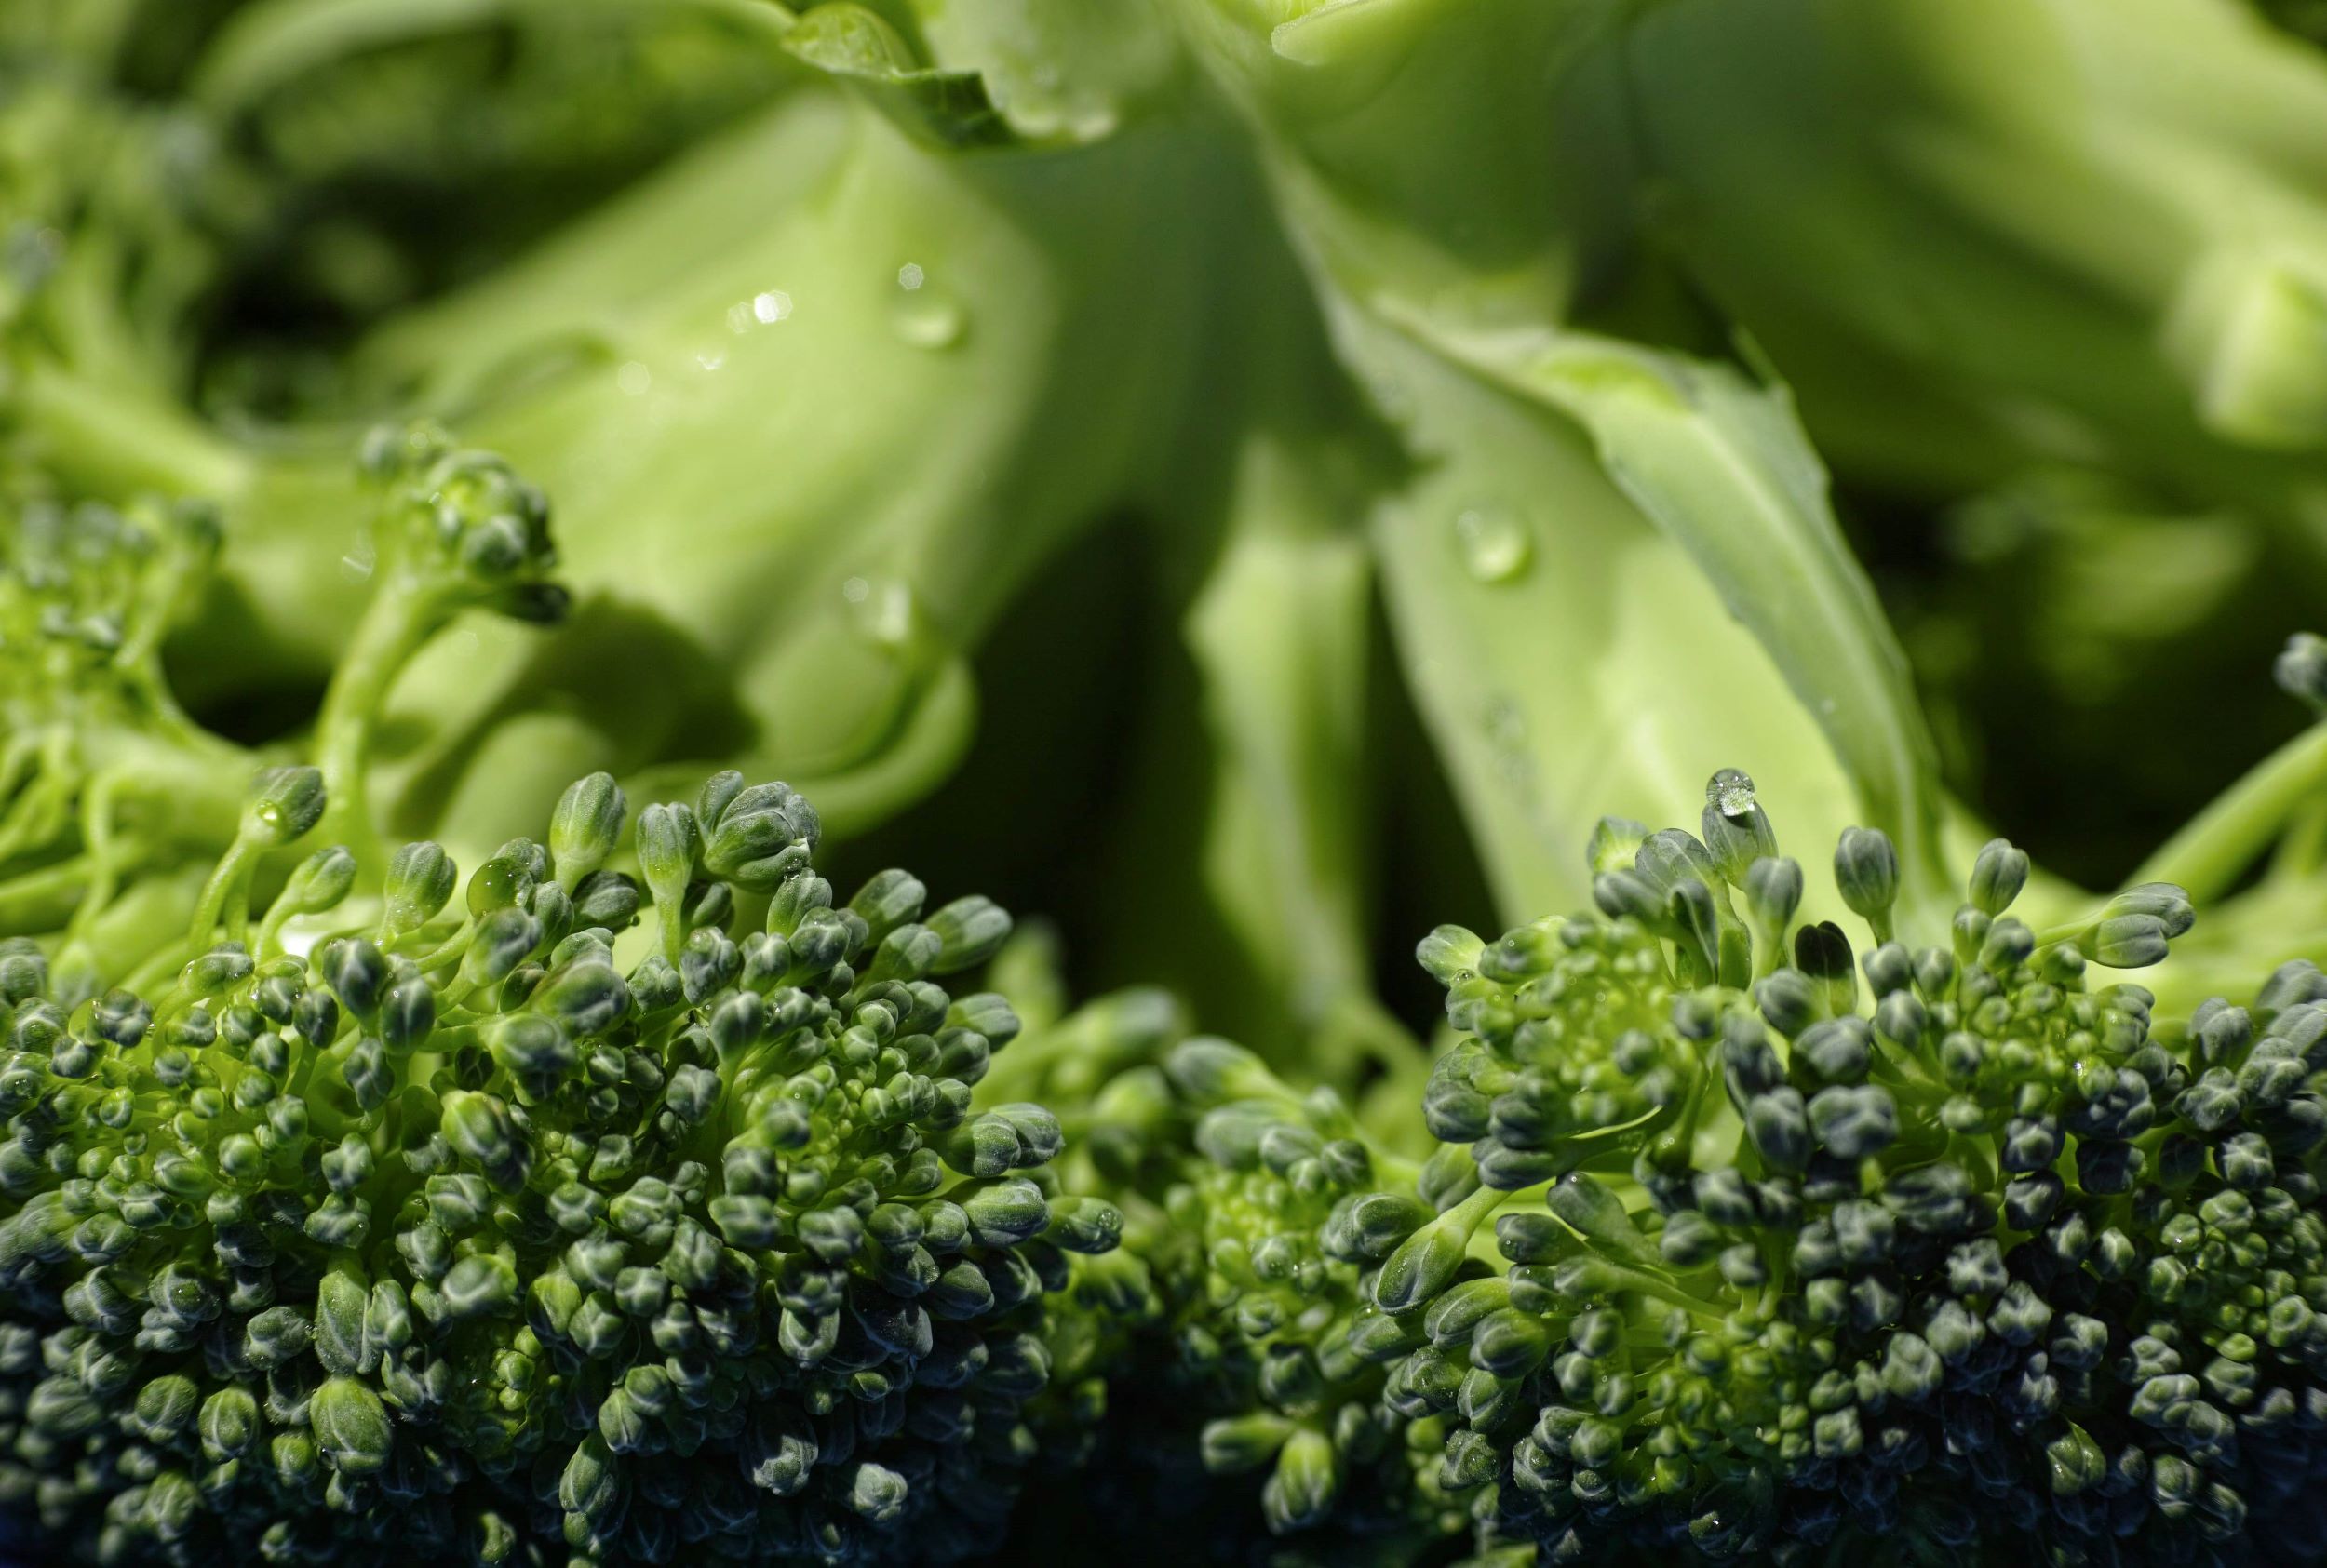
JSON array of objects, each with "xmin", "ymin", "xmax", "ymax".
[
  {"xmin": 0, "ymin": 758, "xmax": 1120, "ymax": 1565},
  {"xmin": 0, "ymin": 423, "xmax": 563, "ymax": 1006},
  {"xmin": 1023, "ymin": 771, "xmax": 2327, "ymax": 1565},
  {"xmin": 1399, "ymin": 782, "xmax": 2327, "ymax": 1561},
  {"xmin": 980, "ymin": 991, "xmax": 1471, "ymax": 1561}
]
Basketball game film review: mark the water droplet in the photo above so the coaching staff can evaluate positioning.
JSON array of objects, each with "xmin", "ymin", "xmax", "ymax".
[
  {"xmin": 694, "ymin": 350, "xmax": 726, "ymax": 372},
  {"xmin": 728, "ymin": 291, "xmax": 794, "ymax": 334},
  {"xmin": 615, "ymin": 361, "xmax": 652, "ymax": 395},
  {"xmin": 897, "ymin": 262, "xmax": 924, "ymax": 291},
  {"xmin": 846, "ymin": 577, "xmax": 915, "ymax": 647},
  {"xmin": 1453, "ymin": 503, "xmax": 1532, "ymax": 583},
  {"xmin": 1482, "ymin": 696, "xmax": 1535, "ymax": 789},
  {"xmin": 1706, "ymin": 768, "xmax": 1757, "ymax": 818},
  {"xmin": 891, "ymin": 288, "xmax": 965, "ymax": 350}
]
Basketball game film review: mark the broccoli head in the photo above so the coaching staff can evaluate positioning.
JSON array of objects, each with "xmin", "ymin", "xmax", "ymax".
[
  {"xmin": 0, "ymin": 760, "xmax": 1119, "ymax": 1565},
  {"xmin": 1022, "ymin": 772, "xmax": 2327, "ymax": 1565}
]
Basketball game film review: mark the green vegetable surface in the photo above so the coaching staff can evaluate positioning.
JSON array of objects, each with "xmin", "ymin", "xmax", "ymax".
[{"xmin": 15, "ymin": 1, "xmax": 2327, "ymax": 1564}]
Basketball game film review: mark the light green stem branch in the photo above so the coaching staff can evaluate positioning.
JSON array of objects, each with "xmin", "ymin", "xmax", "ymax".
[
  {"xmin": 312, "ymin": 581, "xmax": 443, "ymax": 868},
  {"xmin": 2131, "ymin": 723, "xmax": 2327, "ymax": 904}
]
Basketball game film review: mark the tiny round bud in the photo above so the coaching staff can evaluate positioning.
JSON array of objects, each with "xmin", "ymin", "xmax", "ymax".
[
  {"xmin": 550, "ymin": 773, "xmax": 627, "ymax": 886},
  {"xmin": 271, "ymin": 846, "xmax": 358, "ymax": 924},
  {"xmin": 702, "ymin": 782, "xmax": 819, "ymax": 891},
  {"xmin": 310, "ymin": 1377, "xmax": 393, "ymax": 1474},
  {"xmin": 1415, "ymin": 925, "xmax": 1485, "ymax": 987},
  {"xmin": 244, "ymin": 766, "xmax": 326, "ymax": 847},
  {"xmin": 383, "ymin": 841, "xmax": 458, "ymax": 935},
  {"xmin": 1702, "ymin": 772, "xmax": 1777, "ymax": 887},
  {"xmin": 1585, "ymin": 816, "xmax": 1649, "ymax": 877},
  {"xmin": 1743, "ymin": 856, "xmax": 1804, "ymax": 933},
  {"xmin": 925, "ymin": 896, "xmax": 1012, "ymax": 973},
  {"xmin": 1967, "ymin": 838, "xmax": 2029, "ymax": 918},
  {"xmin": 1833, "ymin": 826, "xmax": 1899, "ymax": 937},
  {"xmin": 637, "ymin": 802, "xmax": 700, "ymax": 916},
  {"xmin": 2103, "ymin": 882, "xmax": 2194, "ymax": 940}
]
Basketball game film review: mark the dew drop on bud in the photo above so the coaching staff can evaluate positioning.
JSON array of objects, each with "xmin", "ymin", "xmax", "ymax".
[
  {"xmin": 1453, "ymin": 503, "xmax": 1532, "ymax": 583},
  {"xmin": 1706, "ymin": 768, "xmax": 1756, "ymax": 818},
  {"xmin": 891, "ymin": 267, "xmax": 965, "ymax": 350}
]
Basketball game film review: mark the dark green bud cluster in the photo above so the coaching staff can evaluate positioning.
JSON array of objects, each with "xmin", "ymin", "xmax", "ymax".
[
  {"xmin": 989, "ymin": 997, "xmax": 1473, "ymax": 1555},
  {"xmin": 1155, "ymin": 1039, "xmax": 1460, "ymax": 1540},
  {"xmin": 1011, "ymin": 771, "xmax": 2327, "ymax": 1565},
  {"xmin": 1388, "ymin": 773, "xmax": 2327, "ymax": 1564},
  {"xmin": 1420, "ymin": 773, "xmax": 2187, "ymax": 1205},
  {"xmin": 0, "ymin": 765, "xmax": 1119, "ymax": 1566}
]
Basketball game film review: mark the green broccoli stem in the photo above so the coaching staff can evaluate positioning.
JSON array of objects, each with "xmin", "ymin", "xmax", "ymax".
[
  {"xmin": 67, "ymin": 749, "xmax": 246, "ymax": 938},
  {"xmin": 310, "ymin": 573, "xmax": 448, "ymax": 869},
  {"xmin": 15, "ymin": 359, "xmax": 376, "ymax": 683},
  {"xmin": 12, "ymin": 361, "xmax": 251, "ymax": 503},
  {"xmin": 2269, "ymin": 798, "xmax": 2327, "ymax": 882},
  {"xmin": 2127, "ymin": 720, "xmax": 2327, "ymax": 903},
  {"xmin": 0, "ymin": 856, "xmax": 94, "ymax": 931},
  {"xmin": 186, "ymin": 836, "xmax": 266, "ymax": 952}
]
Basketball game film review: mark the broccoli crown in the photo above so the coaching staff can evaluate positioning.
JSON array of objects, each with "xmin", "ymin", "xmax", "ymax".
[
  {"xmin": 0, "ymin": 761, "xmax": 1119, "ymax": 1567},
  {"xmin": 1030, "ymin": 771, "xmax": 2327, "ymax": 1565},
  {"xmin": 1409, "ymin": 776, "xmax": 2327, "ymax": 1563},
  {"xmin": 975, "ymin": 990, "xmax": 1469, "ymax": 1561}
]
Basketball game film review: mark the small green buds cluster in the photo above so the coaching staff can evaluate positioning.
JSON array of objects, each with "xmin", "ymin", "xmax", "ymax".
[
  {"xmin": 0, "ymin": 493, "xmax": 221, "ymax": 704},
  {"xmin": 0, "ymin": 425, "xmax": 579, "ymax": 1014},
  {"xmin": 1150, "ymin": 1039, "xmax": 1456, "ymax": 1540},
  {"xmin": 1382, "ymin": 773, "xmax": 2327, "ymax": 1563},
  {"xmin": 0, "ymin": 765, "xmax": 1120, "ymax": 1566},
  {"xmin": 0, "ymin": 493, "xmax": 239, "ymax": 976},
  {"xmin": 993, "ymin": 1001, "xmax": 1493, "ymax": 1556},
  {"xmin": 356, "ymin": 422, "xmax": 566, "ymax": 628},
  {"xmin": 1021, "ymin": 771, "xmax": 2327, "ymax": 1564}
]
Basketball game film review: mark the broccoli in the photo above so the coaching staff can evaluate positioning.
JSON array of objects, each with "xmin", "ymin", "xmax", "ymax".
[
  {"xmin": 22, "ymin": 4, "xmax": 2327, "ymax": 1563},
  {"xmin": 0, "ymin": 411, "xmax": 1132, "ymax": 1566},
  {"xmin": 0, "ymin": 424, "xmax": 561, "ymax": 1006},
  {"xmin": 0, "ymin": 751, "xmax": 1126, "ymax": 1565},
  {"xmin": 989, "ymin": 771, "xmax": 2327, "ymax": 1564}
]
